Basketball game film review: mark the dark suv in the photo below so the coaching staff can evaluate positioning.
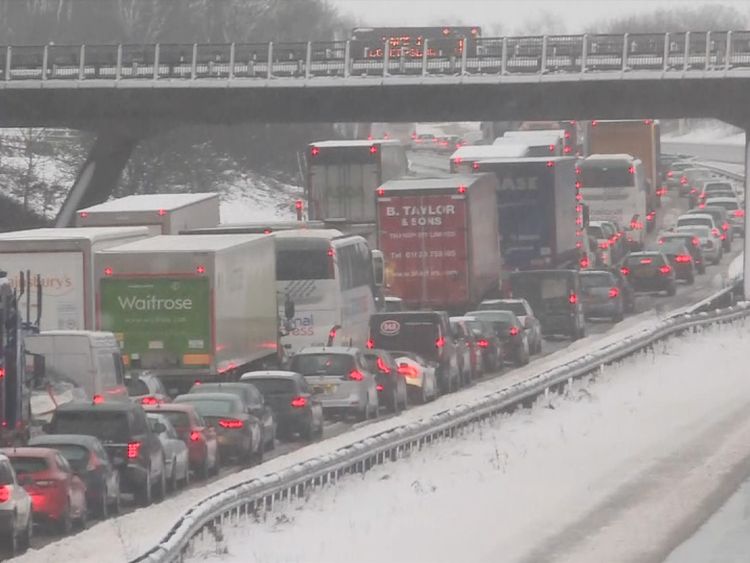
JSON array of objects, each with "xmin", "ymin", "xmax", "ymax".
[
  {"xmin": 45, "ymin": 401, "xmax": 166, "ymax": 506},
  {"xmin": 368, "ymin": 311, "xmax": 461, "ymax": 394}
]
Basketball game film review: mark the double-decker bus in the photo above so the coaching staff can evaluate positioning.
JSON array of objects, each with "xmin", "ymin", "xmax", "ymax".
[{"xmin": 350, "ymin": 26, "xmax": 482, "ymax": 59}]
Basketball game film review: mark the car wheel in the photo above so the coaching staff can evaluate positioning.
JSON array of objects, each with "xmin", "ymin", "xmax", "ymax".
[
  {"xmin": 98, "ymin": 488, "xmax": 109, "ymax": 519},
  {"xmin": 155, "ymin": 466, "xmax": 167, "ymax": 502},
  {"xmin": 699, "ymin": 264, "xmax": 706, "ymax": 274},
  {"xmin": 167, "ymin": 460, "xmax": 177, "ymax": 493},
  {"xmin": 198, "ymin": 457, "xmax": 210, "ymax": 480},
  {"xmin": 613, "ymin": 309, "xmax": 624, "ymax": 323},
  {"xmin": 212, "ymin": 450, "xmax": 221, "ymax": 476},
  {"xmin": 266, "ymin": 429, "xmax": 276, "ymax": 452},
  {"xmin": 58, "ymin": 501, "xmax": 73, "ymax": 535},
  {"xmin": 182, "ymin": 463, "xmax": 191, "ymax": 488},
  {"xmin": 111, "ymin": 487, "xmax": 121, "ymax": 515},
  {"xmin": 137, "ymin": 467, "xmax": 153, "ymax": 506},
  {"xmin": 391, "ymin": 387, "xmax": 402, "ymax": 414}
]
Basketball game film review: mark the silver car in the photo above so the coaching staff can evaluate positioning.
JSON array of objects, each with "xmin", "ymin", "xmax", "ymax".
[
  {"xmin": 704, "ymin": 197, "xmax": 745, "ymax": 237},
  {"xmin": 477, "ymin": 298, "xmax": 543, "ymax": 355},
  {"xmin": 147, "ymin": 414, "xmax": 190, "ymax": 491},
  {"xmin": 289, "ymin": 347, "xmax": 379, "ymax": 421},
  {"xmin": 674, "ymin": 225, "xmax": 722, "ymax": 265},
  {"xmin": 0, "ymin": 454, "xmax": 32, "ymax": 555}
]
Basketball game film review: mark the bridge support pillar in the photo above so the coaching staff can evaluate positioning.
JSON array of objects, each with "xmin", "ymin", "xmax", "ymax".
[{"xmin": 55, "ymin": 130, "xmax": 138, "ymax": 227}]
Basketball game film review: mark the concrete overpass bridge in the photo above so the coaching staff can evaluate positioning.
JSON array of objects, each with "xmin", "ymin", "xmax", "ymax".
[{"xmin": 1, "ymin": 30, "xmax": 748, "ymax": 277}]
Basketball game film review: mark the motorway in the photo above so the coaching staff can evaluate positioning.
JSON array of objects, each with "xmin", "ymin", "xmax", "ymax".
[{"xmin": 13, "ymin": 148, "xmax": 744, "ymax": 561}]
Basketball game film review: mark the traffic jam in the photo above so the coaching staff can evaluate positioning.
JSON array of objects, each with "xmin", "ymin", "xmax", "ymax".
[{"xmin": 0, "ymin": 117, "xmax": 743, "ymax": 557}]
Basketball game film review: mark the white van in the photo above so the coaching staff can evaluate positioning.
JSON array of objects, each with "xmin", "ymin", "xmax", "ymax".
[{"xmin": 25, "ymin": 331, "xmax": 128, "ymax": 404}]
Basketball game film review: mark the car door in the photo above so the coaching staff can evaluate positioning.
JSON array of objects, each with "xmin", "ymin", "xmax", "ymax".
[
  {"xmin": 245, "ymin": 386, "xmax": 274, "ymax": 444},
  {"xmin": 57, "ymin": 454, "xmax": 86, "ymax": 515},
  {"xmin": 93, "ymin": 440, "xmax": 118, "ymax": 499}
]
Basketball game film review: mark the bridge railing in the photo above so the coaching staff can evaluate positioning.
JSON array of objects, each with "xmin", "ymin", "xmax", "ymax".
[{"xmin": 2, "ymin": 31, "xmax": 750, "ymax": 82}]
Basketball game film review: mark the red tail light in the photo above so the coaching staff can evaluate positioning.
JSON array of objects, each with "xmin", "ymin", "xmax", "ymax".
[
  {"xmin": 453, "ymin": 157, "xmax": 462, "ymax": 165},
  {"xmin": 568, "ymin": 293, "xmax": 578, "ymax": 304},
  {"xmin": 472, "ymin": 161, "xmax": 480, "ymax": 170},
  {"xmin": 477, "ymin": 339, "xmax": 489, "ymax": 348},
  {"xmin": 722, "ymin": 223, "xmax": 729, "ymax": 232},
  {"xmin": 366, "ymin": 338, "xmax": 375, "ymax": 349},
  {"xmin": 680, "ymin": 176, "xmax": 688, "ymax": 185},
  {"xmin": 659, "ymin": 265, "xmax": 672, "ymax": 275},
  {"xmin": 127, "ymin": 441, "xmax": 142, "ymax": 459},
  {"xmin": 647, "ymin": 211, "xmax": 656, "ymax": 221},
  {"xmin": 369, "ymin": 145, "xmax": 378, "ymax": 154},
  {"xmin": 628, "ymin": 166, "xmax": 635, "ymax": 174},
  {"xmin": 435, "ymin": 337, "xmax": 445, "ymax": 348},
  {"xmin": 579, "ymin": 257, "xmax": 589, "ymax": 269},
  {"xmin": 376, "ymin": 187, "xmax": 385, "ymax": 197},
  {"xmin": 734, "ymin": 209, "xmax": 745, "ymax": 218},
  {"xmin": 79, "ymin": 211, "xmax": 89, "ymax": 219},
  {"xmin": 690, "ymin": 188, "xmax": 698, "ymax": 194},
  {"xmin": 0, "ymin": 368, "xmax": 4, "ymax": 379},
  {"xmin": 376, "ymin": 384, "xmax": 384, "ymax": 392},
  {"xmin": 546, "ymin": 160, "xmax": 555, "ymax": 168},
  {"xmin": 608, "ymin": 287, "xmax": 620, "ymax": 299},
  {"xmin": 290, "ymin": 396, "xmax": 307, "ymax": 408},
  {"xmin": 548, "ymin": 144, "xmax": 555, "ymax": 152},
  {"xmin": 598, "ymin": 241, "xmax": 610, "ymax": 250},
  {"xmin": 691, "ymin": 237, "xmax": 700, "ymax": 247},
  {"xmin": 0, "ymin": 485, "xmax": 10, "ymax": 503},
  {"xmin": 457, "ymin": 185, "xmax": 467, "ymax": 194},
  {"xmin": 141, "ymin": 396, "xmax": 159, "ymax": 406},
  {"xmin": 630, "ymin": 219, "xmax": 643, "ymax": 230},
  {"xmin": 93, "ymin": 394, "xmax": 104, "ymax": 404},
  {"xmin": 621, "ymin": 266, "xmax": 630, "ymax": 276},
  {"xmin": 675, "ymin": 255, "xmax": 692, "ymax": 263},
  {"xmin": 218, "ymin": 419, "xmax": 244, "ymax": 429},
  {"xmin": 397, "ymin": 364, "xmax": 418, "ymax": 378},
  {"xmin": 509, "ymin": 327, "xmax": 519, "ymax": 337},
  {"xmin": 376, "ymin": 357, "xmax": 391, "ymax": 374},
  {"xmin": 698, "ymin": 203, "xmax": 706, "ymax": 209},
  {"xmin": 667, "ymin": 171, "xmax": 673, "ymax": 178},
  {"xmin": 189, "ymin": 431, "xmax": 202, "ymax": 442},
  {"xmin": 348, "ymin": 370, "xmax": 365, "ymax": 381},
  {"xmin": 310, "ymin": 146, "xmax": 320, "ymax": 157}
]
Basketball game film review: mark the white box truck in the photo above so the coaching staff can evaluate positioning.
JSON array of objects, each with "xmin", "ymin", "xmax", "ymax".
[
  {"xmin": 94, "ymin": 235, "xmax": 278, "ymax": 395},
  {"xmin": 76, "ymin": 193, "xmax": 220, "ymax": 235},
  {"xmin": 0, "ymin": 227, "xmax": 150, "ymax": 331}
]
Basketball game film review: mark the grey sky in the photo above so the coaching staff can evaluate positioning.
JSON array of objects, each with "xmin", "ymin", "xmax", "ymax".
[{"xmin": 330, "ymin": 0, "xmax": 748, "ymax": 34}]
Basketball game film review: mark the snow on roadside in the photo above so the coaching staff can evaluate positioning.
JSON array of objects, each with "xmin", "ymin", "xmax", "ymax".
[
  {"xmin": 662, "ymin": 125, "xmax": 745, "ymax": 146},
  {"xmin": 217, "ymin": 172, "xmax": 301, "ymax": 223},
  {"xmin": 193, "ymin": 323, "xmax": 750, "ymax": 563}
]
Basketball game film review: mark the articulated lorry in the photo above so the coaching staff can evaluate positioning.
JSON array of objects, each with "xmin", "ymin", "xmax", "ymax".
[
  {"xmin": 76, "ymin": 193, "xmax": 220, "ymax": 235},
  {"xmin": 470, "ymin": 157, "xmax": 579, "ymax": 277},
  {"xmin": 0, "ymin": 227, "xmax": 150, "ymax": 332},
  {"xmin": 94, "ymin": 235, "xmax": 278, "ymax": 396},
  {"xmin": 376, "ymin": 174, "xmax": 501, "ymax": 312}
]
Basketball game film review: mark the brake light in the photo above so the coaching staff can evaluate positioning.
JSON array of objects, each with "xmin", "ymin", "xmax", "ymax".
[
  {"xmin": 104, "ymin": 267, "xmax": 113, "ymax": 276},
  {"xmin": 141, "ymin": 396, "xmax": 159, "ymax": 406},
  {"xmin": 579, "ymin": 256, "xmax": 589, "ymax": 268},
  {"xmin": 564, "ymin": 145, "xmax": 572, "ymax": 154},
  {"xmin": 377, "ymin": 187, "xmax": 385, "ymax": 196},
  {"xmin": 691, "ymin": 237, "xmax": 700, "ymax": 247},
  {"xmin": 127, "ymin": 441, "xmax": 142, "ymax": 459},
  {"xmin": 659, "ymin": 265, "xmax": 672, "ymax": 275},
  {"xmin": 630, "ymin": 219, "xmax": 643, "ymax": 230},
  {"xmin": 667, "ymin": 171, "xmax": 673, "ymax": 178},
  {"xmin": 722, "ymin": 223, "xmax": 729, "ymax": 232},
  {"xmin": 93, "ymin": 394, "xmax": 104, "ymax": 404},
  {"xmin": 79, "ymin": 211, "xmax": 89, "ymax": 218},
  {"xmin": 647, "ymin": 211, "xmax": 656, "ymax": 221},
  {"xmin": 370, "ymin": 145, "xmax": 378, "ymax": 154},
  {"xmin": 675, "ymin": 255, "xmax": 692, "ymax": 263},
  {"xmin": 598, "ymin": 241, "xmax": 609, "ymax": 250},
  {"xmin": 546, "ymin": 160, "xmax": 555, "ymax": 168},
  {"xmin": 0, "ymin": 368, "xmax": 4, "ymax": 379},
  {"xmin": 310, "ymin": 146, "xmax": 320, "ymax": 157},
  {"xmin": 453, "ymin": 157, "xmax": 462, "ymax": 165},
  {"xmin": 608, "ymin": 287, "xmax": 619, "ymax": 299},
  {"xmin": 472, "ymin": 161, "xmax": 480, "ymax": 170},
  {"xmin": 509, "ymin": 327, "xmax": 519, "ymax": 337},
  {"xmin": 366, "ymin": 338, "xmax": 375, "ymax": 349},
  {"xmin": 628, "ymin": 166, "xmax": 635, "ymax": 175},
  {"xmin": 680, "ymin": 176, "xmax": 688, "ymax": 185},
  {"xmin": 640, "ymin": 258, "xmax": 653, "ymax": 264},
  {"xmin": 376, "ymin": 356, "xmax": 391, "ymax": 374},
  {"xmin": 549, "ymin": 145, "xmax": 555, "ymax": 152},
  {"xmin": 734, "ymin": 209, "xmax": 745, "ymax": 218},
  {"xmin": 457, "ymin": 184, "xmax": 466, "ymax": 194},
  {"xmin": 218, "ymin": 419, "xmax": 244, "ymax": 429},
  {"xmin": 189, "ymin": 431, "xmax": 202, "ymax": 442},
  {"xmin": 698, "ymin": 203, "xmax": 706, "ymax": 209},
  {"xmin": 621, "ymin": 266, "xmax": 630, "ymax": 276},
  {"xmin": 157, "ymin": 208, "xmax": 167, "ymax": 217},
  {"xmin": 568, "ymin": 293, "xmax": 578, "ymax": 304},
  {"xmin": 291, "ymin": 396, "xmax": 307, "ymax": 408},
  {"xmin": 328, "ymin": 327, "xmax": 337, "ymax": 340},
  {"xmin": 690, "ymin": 188, "xmax": 698, "ymax": 194},
  {"xmin": 477, "ymin": 339, "xmax": 489, "ymax": 348},
  {"xmin": 711, "ymin": 228, "xmax": 721, "ymax": 237},
  {"xmin": 575, "ymin": 180, "xmax": 582, "ymax": 189},
  {"xmin": 348, "ymin": 370, "xmax": 365, "ymax": 381},
  {"xmin": 435, "ymin": 337, "xmax": 445, "ymax": 348},
  {"xmin": 0, "ymin": 485, "xmax": 10, "ymax": 503},
  {"xmin": 397, "ymin": 364, "xmax": 418, "ymax": 378},
  {"xmin": 376, "ymin": 384, "xmax": 384, "ymax": 392}
]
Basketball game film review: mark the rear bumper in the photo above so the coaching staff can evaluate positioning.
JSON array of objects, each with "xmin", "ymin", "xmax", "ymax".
[
  {"xmin": 673, "ymin": 263, "xmax": 694, "ymax": 280},
  {"xmin": 630, "ymin": 277, "xmax": 673, "ymax": 292},
  {"xmin": 582, "ymin": 300, "xmax": 620, "ymax": 317},
  {"xmin": 119, "ymin": 463, "xmax": 149, "ymax": 493},
  {"xmin": 0, "ymin": 509, "xmax": 15, "ymax": 534},
  {"xmin": 539, "ymin": 315, "xmax": 577, "ymax": 335}
]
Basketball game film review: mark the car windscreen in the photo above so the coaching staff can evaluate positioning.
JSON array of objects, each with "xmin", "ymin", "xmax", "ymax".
[
  {"xmin": 242, "ymin": 378, "xmax": 296, "ymax": 395},
  {"xmin": 479, "ymin": 302, "xmax": 526, "ymax": 316},
  {"xmin": 53, "ymin": 411, "xmax": 131, "ymax": 443},
  {"xmin": 371, "ymin": 321, "xmax": 439, "ymax": 359},
  {"xmin": 579, "ymin": 163, "xmax": 635, "ymax": 187},
  {"xmin": 658, "ymin": 240, "xmax": 688, "ymax": 254},
  {"xmin": 9, "ymin": 457, "xmax": 49, "ymax": 474},
  {"xmin": 580, "ymin": 273, "xmax": 614, "ymax": 289},
  {"xmin": 177, "ymin": 398, "xmax": 238, "ymax": 417},
  {"xmin": 291, "ymin": 354, "xmax": 355, "ymax": 376},
  {"xmin": 125, "ymin": 378, "xmax": 149, "ymax": 396},
  {"xmin": 677, "ymin": 217, "xmax": 712, "ymax": 228}
]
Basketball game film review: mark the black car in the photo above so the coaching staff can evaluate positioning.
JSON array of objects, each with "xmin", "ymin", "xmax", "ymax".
[
  {"xmin": 239, "ymin": 371, "xmax": 324, "ymax": 441},
  {"xmin": 658, "ymin": 233, "xmax": 706, "ymax": 274},
  {"xmin": 45, "ymin": 401, "xmax": 167, "ymax": 506},
  {"xmin": 648, "ymin": 239, "xmax": 695, "ymax": 284},
  {"xmin": 29, "ymin": 434, "xmax": 121, "ymax": 518},
  {"xmin": 578, "ymin": 270, "xmax": 625, "ymax": 322},
  {"xmin": 462, "ymin": 317, "xmax": 504, "ymax": 372},
  {"xmin": 368, "ymin": 311, "xmax": 462, "ymax": 394},
  {"xmin": 188, "ymin": 382, "xmax": 276, "ymax": 452},
  {"xmin": 621, "ymin": 252, "xmax": 676, "ymax": 296},
  {"xmin": 465, "ymin": 310, "xmax": 530, "ymax": 366},
  {"xmin": 509, "ymin": 270, "xmax": 586, "ymax": 340},
  {"xmin": 362, "ymin": 349, "xmax": 409, "ymax": 413}
]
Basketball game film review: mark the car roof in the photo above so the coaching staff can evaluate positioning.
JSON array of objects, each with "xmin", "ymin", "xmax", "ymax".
[
  {"xmin": 481, "ymin": 298, "xmax": 525, "ymax": 304},
  {"xmin": 176, "ymin": 392, "xmax": 240, "ymax": 403},
  {"xmin": 628, "ymin": 251, "xmax": 663, "ymax": 256},
  {"xmin": 240, "ymin": 370, "xmax": 301, "ymax": 380},
  {"xmin": 28, "ymin": 434, "xmax": 101, "ymax": 448},
  {"xmin": 191, "ymin": 382, "xmax": 250, "ymax": 391},
  {"xmin": 679, "ymin": 213, "xmax": 713, "ymax": 220},
  {"xmin": 55, "ymin": 400, "xmax": 140, "ymax": 413}
]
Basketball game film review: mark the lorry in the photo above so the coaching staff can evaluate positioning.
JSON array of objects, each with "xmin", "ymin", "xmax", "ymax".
[
  {"xmin": 306, "ymin": 139, "xmax": 409, "ymax": 246},
  {"xmin": 470, "ymin": 157, "xmax": 580, "ymax": 277},
  {"xmin": 450, "ymin": 143, "xmax": 529, "ymax": 173},
  {"xmin": 0, "ymin": 227, "xmax": 150, "ymax": 332},
  {"xmin": 584, "ymin": 119, "xmax": 662, "ymax": 216},
  {"xmin": 76, "ymin": 193, "xmax": 220, "ymax": 235},
  {"xmin": 376, "ymin": 174, "xmax": 501, "ymax": 312},
  {"xmin": 94, "ymin": 235, "xmax": 278, "ymax": 396},
  {"xmin": 498, "ymin": 130, "xmax": 565, "ymax": 156}
]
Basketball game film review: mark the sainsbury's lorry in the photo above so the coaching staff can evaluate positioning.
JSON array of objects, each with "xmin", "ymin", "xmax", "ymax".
[
  {"xmin": 376, "ymin": 174, "xmax": 501, "ymax": 312},
  {"xmin": 76, "ymin": 193, "xmax": 220, "ymax": 235},
  {"xmin": 94, "ymin": 235, "xmax": 278, "ymax": 395},
  {"xmin": 0, "ymin": 227, "xmax": 150, "ymax": 332}
]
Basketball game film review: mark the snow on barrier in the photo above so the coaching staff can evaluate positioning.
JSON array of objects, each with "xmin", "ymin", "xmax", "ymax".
[{"xmin": 129, "ymin": 288, "xmax": 750, "ymax": 563}]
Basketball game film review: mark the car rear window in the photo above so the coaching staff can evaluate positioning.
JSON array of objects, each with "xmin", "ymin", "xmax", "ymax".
[
  {"xmin": 658, "ymin": 240, "xmax": 688, "ymax": 254},
  {"xmin": 125, "ymin": 378, "xmax": 149, "ymax": 397},
  {"xmin": 291, "ymin": 354, "xmax": 355, "ymax": 376},
  {"xmin": 466, "ymin": 311, "xmax": 515, "ymax": 333},
  {"xmin": 706, "ymin": 200, "xmax": 738, "ymax": 211},
  {"xmin": 625, "ymin": 254, "xmax": 666, "ymax": 267},
  {"xmin": 586, "ymin": 226, "xmax": 605, "ymax": 239},
  {"xmin": 243, "ymin": 378, "xmax": 296, "ymax": 395},
  {"xmin": 177, "ymin": 398, "xmax": 238, "ymax": 417},
  {"xmin": 371, "ymin": 321, "xmax": 439, "ymax": 359},
  {"xmin": 580, "ymin": 273, "xmax": 614, "ymax": 288},
  {"xmin": 479, "ymin": 301, "xmax": 526, "ymax": 316},
  {"xmin": 157, "ymin": 411, "xmax": 192, "ymax": 431},
  {"xmin": 677, "ymin": 217, "xmax": 712, "ymax": 228},
  {"xmin": 9, "ymin": 457, "xmax": 49, "ymax": 474},
  {"xmin": 53, "ymin": 411, "xmax": 131, "ymax": 443}
]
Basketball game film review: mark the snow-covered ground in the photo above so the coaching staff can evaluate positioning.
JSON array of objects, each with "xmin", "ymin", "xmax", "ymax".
[
  {"xmin": 661, "ymin": 121, "xmax": 745, "ymax": 146},
  {"xmin": 217, "ymin": 172, "xmax": 300, "ymax": 224},
  {"xmin": 190, "ymin": 322, "xmax": 750, "ymax": 563}
]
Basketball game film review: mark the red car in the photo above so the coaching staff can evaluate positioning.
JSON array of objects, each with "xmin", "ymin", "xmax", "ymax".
[
  {"xmin": 144, "ymin": 403, "xmax": 220, "ymax": 480},
  {"xmin": 2, "ymin": 447, "xmax": 87, "ymax": 534}
]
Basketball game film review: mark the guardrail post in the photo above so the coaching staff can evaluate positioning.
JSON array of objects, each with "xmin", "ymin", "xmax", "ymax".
[
  {"xmin": 304, "ymin": 41, "xmax": 312, "ymax": 79},
  {"xmin": 153, "ymin": 43, "xmax": 160, "ymax": 79},
  {"xmin": 344, "ymin": 40, "xmax": 351, "ymax": 78},
  {"xmin": 267, "ymin": 42, "xmax": 274, "ymax": 79},
  {"xmin": 421, "ymin": 39, "xmax": 428, "ymax": 76},
  {"xmin": 662, "ymin": 32, "xmax": 670, "ymax": 71},
  {"xmin": 228, "ymin": 43, "xmax": 235, "ymax": 79},
  {"xmin": 705, "ymin": 31, "xmax": 711, "ymax": 70},
  {"xmin": 501, "ymin": 37, "xmax": 508, "ymax": 74},
  {"xmin": 4, "ymin": 46, "xmax": 10, "ymax": 81},
  {"xmin": 384, "ymin": 39, "xmax": 390, "ymax": 77},
  {"xmin": 115, "ymin": 44, "xmax": 122, "ymax": 79},
  {"xmin": 683, "ymin": 31, "xmax": 690, "ymax": 71},
  {"xmin": 78, "ymin": 44, "xmax": 85, "ymax": 80},
  {"xmin": 460, "ymin": 36, "xmax": 468, "ymax": 74},
  {"xmin": 622, "ymin": 33, "xmax": 629, "ymax": 71},
  {"xmin": 190, "ymin": 43, "xmax": 197, "ymax": 79},
  {"xmin": 540, "ymin": 35, "xmax": 548, "ymax": 73},
  {"xmin": 724, "ymin": 30, "xmax": 732, "ymax": 71},
  {"xmin": 580, "ymin": 34, "xmax": 588, "ymax": 73},
  {"xmin": 41, "ymin": 44, "xmax": 48, "ymax": 80}
]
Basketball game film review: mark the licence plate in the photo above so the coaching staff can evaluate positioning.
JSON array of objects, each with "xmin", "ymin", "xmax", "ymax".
[
  {"xmin": 315, "ymin": 384, "xmax": 338, "ymax": 394},
  {"xmin": 634, "ymin": 268, "xmax": 655, "ymax": 278}
]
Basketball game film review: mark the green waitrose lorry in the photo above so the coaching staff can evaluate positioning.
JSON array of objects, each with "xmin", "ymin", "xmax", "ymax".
[{"xmin": 94, "ymin": 235, "xmax": 278, "ymax": 395}]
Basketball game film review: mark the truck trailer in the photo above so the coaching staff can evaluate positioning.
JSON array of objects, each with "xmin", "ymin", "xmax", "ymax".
[
  {"xmin": 94, "ymin": 235, "xmax": 278, "ymax": 395},
  {"xmin": 0, "ymin": 227, "xmax": 150, "ymax": 332},
  {"xmin": 76, "ymin": 193, "xmax": 220, "ymax": 235},
  {"xmin": 376, "ymin": 174, "xmax": 501, "ymax": 312}
]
